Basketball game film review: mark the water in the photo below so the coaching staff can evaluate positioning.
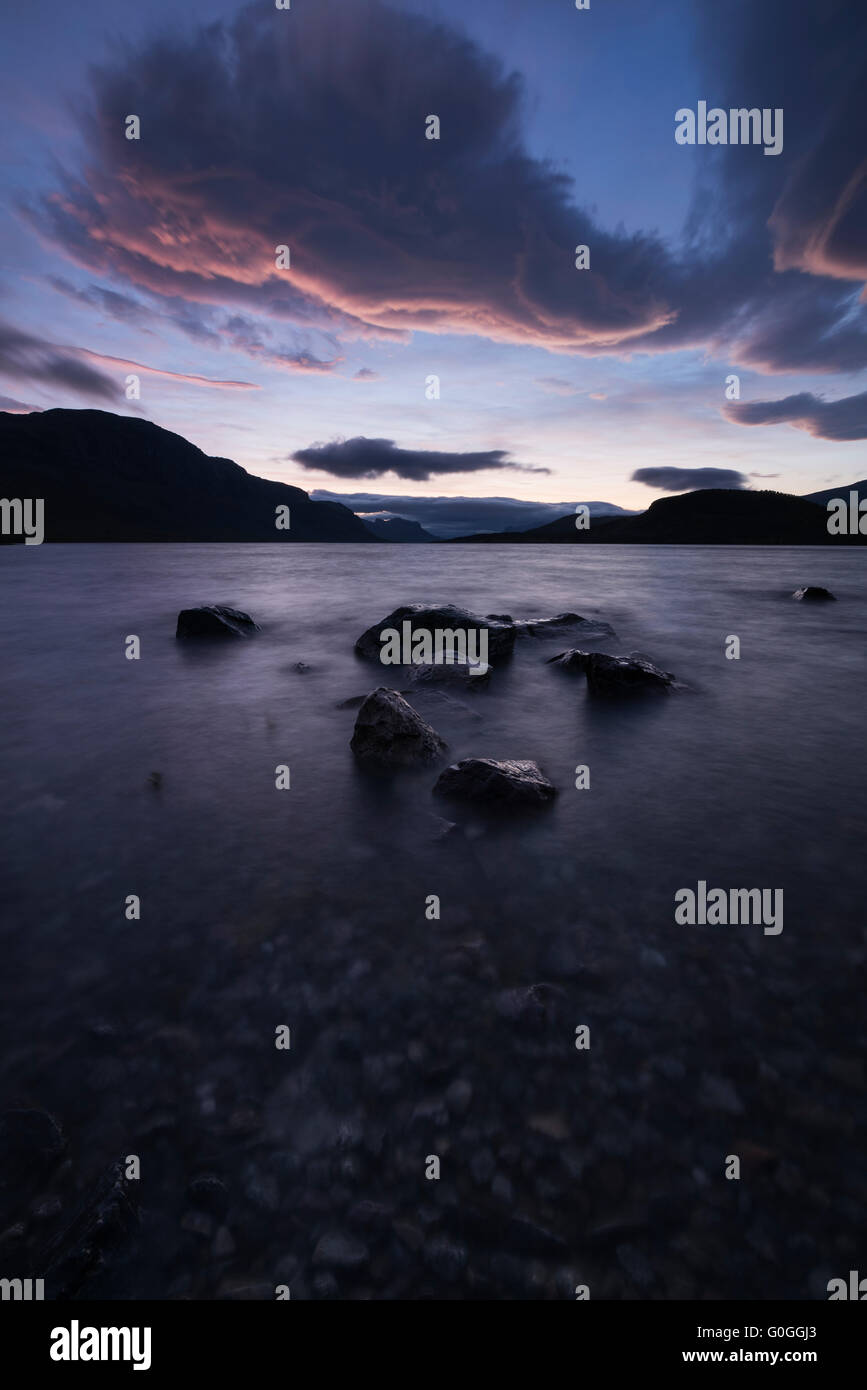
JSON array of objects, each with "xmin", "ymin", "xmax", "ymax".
[{"xmin": 1, "ymin": 543, "xmax": 865, "ymax": 1299}]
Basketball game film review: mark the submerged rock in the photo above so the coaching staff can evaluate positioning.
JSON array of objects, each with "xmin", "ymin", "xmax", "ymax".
[
  {"xmin": 433, "ymin": 758, "xmax": 557, "ymax": 806},
  {"xmin": 355, "ymin": 604, "xmax": 516, "ymax": 664},
  {"xmin": 792, "ymin": 586, "xmax": 836, "ymax": 602},
  {"xmin": 513, "ymin": 612, "xmax": 616, "ymax": 639},
  {"xmin": 350, "ymin": 688, "xmax": 447, "ymax": 766},
  {"xmin": 549, "ymin": 649, "xmax": 677, "ymax": 694},
  {"xmin": 402, "ymin": 661, "xmax": 491, "ymax": 690},
  {"xmin": 176, "ymin": 605, "xmax": 258, "ymax": 638}
]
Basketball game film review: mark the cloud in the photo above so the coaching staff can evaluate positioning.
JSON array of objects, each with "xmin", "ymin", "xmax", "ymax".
[
  {"xmin": 19, "ymin": 0, "xmax": 867, "ymax": 377},
  {"xmin": 310, "ymin": 490, "xmax": 631, "ymax": 537},
  {"xmin": 0, "ymin": 393, "xmax": 41, "ymax": 413},
  {"xmin": 631, "ymin": 466, "xmax": 747, "ymax": 491},
  {"xmin": 293, "ymin": 437, "xmax": 550, "ymax": 482},
  {"xmin": 46, "ymin": 276, "xmax": 152, "ymax": 327},
  {"xmin": 0, "ymin": 320, "xmax": 118, "ymax": 402},
  {"xmin": 536, "ymin": 377, "xmax": 576, "ymax": 395},
  {"xmin": 19, "ymin": 1, "xmax": 677, "ymax": 358},
  {"xmin": 723, "ymin": 390, "xmax": 867, "ymax": 441},
  {"xmin": 77, "ymin": 349, "xmax": 259, "ymax": 390},
  {"xmin": 353, "ymin": 368, "xmax": 380, "ymax": 381}
]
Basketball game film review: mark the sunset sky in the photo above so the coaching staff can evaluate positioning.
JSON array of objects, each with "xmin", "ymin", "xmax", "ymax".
[{"xmin": 1, "ymin": 0, "xmax": 865, "ymax": 517}]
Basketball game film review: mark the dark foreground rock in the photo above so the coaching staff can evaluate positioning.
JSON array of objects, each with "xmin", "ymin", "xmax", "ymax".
[
  {"xmin": 176, "ymin": 605, "xmax": 259, "ymax": 638},
  {"xmin": 548, "ymin": 649, "xmax": 677, "ymax": 694},
  {"xmin": 434, "ymin": 758, "xmax": 557, "ymax": 806},
  {"xmin": 792, "ymin": 586, "xmax": 836, "ymax": 601},
  {"xmin": 355, "ymin": 604, "xmax": 516, "ymax": 664},
  {"xmin": 350, "ymin": 688, "xmax": 447, "ymax": 767},
  {"xmin": 40, "ymin": 1160, "xmax": 140, "ymax": 1299}
]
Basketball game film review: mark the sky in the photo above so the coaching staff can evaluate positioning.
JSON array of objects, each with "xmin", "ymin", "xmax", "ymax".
[{"xmin": 1, "ymin": 0, "xmax": 865, "ymax": 521}]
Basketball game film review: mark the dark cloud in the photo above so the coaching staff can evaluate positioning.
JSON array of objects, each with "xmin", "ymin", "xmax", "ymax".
[
  {"xmin": 46, "ymin": 276, "xmax": 151, "ymax": 326},
  {"xmin": 0, "ymin": 394, "xmax": 41, "ymax": 413},
  {"xmin": 293, "ymin": 437, "xmax": 550, "ymax": 482},
  {"xmin": 724, "ymin": 390, "xmax": 867, "ymax": 442},
  {"xmin": 353, "ymin": 368, "xmax": 380, "ymax": 381},
  {"xmin": 310, "ymin": 490, "xmax": 632, "ymax": 537},
  {"xmin": 632, "ymin": 466, "xmax": 747, "ymax": 492},
  {"xmin": 20, "ymin": 0, "xmax": 867, "ymax": 377},
  {"xmin": 0, "ymin": 321, "xmax": 118, "ymax": 402}
]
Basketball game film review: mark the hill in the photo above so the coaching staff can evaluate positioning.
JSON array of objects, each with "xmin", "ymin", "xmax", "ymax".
[
  {"xmin": 450, "ymin": 489, "xmax": 866, "ymax": 544},
  {"xmin": 0, "ymin": 410, "xmax": 375, "ymax": 543}
]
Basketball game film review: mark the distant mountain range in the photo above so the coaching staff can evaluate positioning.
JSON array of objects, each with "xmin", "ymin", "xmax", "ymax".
[
  {"xmin": 361, "ymin": 515, "xmax": 435, "ymax": 542},
  {"xmin": 2, "ymin": 409, "xmax": 864, "ymax": 546},
  {"xmin": 451, "ymin": 488, "xmax": 867, "ymax": 545},
  {"xmin": 0, "ymin": 409, "xmax": 374, "ymax": 542}
]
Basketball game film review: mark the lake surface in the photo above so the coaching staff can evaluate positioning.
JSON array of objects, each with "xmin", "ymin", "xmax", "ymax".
[{"xmin": 1, "ymin": 543, "xmax": 865, "ymax": 1299}]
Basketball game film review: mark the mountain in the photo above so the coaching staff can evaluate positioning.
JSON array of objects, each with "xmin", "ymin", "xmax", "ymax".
[
  {"xmin": 803, "ymin": 480, "xmax": 867, "ymax": 507},
  {"xmin": 361, "ymin": 516, "xmax": 435, "ymax": 542},
  {"xmin": 311, "ymin": 490, "xmax": 636, "ymax": 538},
  {"xmin": 0, "ymin": 409, "xmax": 375, "ymax": 542},
  {"xmin": 451, "ymin": 489, "xmax": 867, "ymax": 544}
]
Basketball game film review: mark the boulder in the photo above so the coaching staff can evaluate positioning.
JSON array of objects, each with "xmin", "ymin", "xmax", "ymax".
[
  {"xmin": 350, "ymin": 688, "xmax": 447, "ymax": 766},
  {"xmin": 433, "ymin": 758, "xmax": 557, "ymax": 806},
  {"xmin": 354, "ymin": 604, "xmax": 516, "ymax": 663},
  {"xmin": 792, "ymin": 586, "xmax": 836, "ymax": 601},
  {"xmin": 176, "ymin": 605, "xmax": 258, "ymax": 637},
  {"xmin": 549, "ymin": 649, "xmax": 677, "ymax": 694}
]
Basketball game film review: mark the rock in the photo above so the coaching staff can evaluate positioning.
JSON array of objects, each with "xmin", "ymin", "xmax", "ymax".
[
  {"xmin": 212, "ymin": 1226, "xmax": 236, "ymax": 1258},
  {"xmin": 445, "ymin": 1079, "xmax": 473, "ymax": 1116},
  {"xmin": 699, "ymin": 1072, "xmax": 744, "ymax": 1115},
  {"xmin": 433, "ymin": 758, "xmax": 557, "ymax": 806},
  {"xmin": 470, "ymin": 1149, "xmax": 496, "ymax": 1185},
  {"xmin": 495, "ymin": 983, "xmax": 565, "ymax": 1028},
  {"xmin": 424, "ymin": 1236, "xmax": 468, "ymax": 1281},
  {"xmin": 401, "ymin": 661, "xmax": 491, "ymax": 689},
  {"xmin": 181, "ymin": 1210, "xmax": 215, "ymax": 1239},
  {"xmin": 792, "ymin": 586, "xmax": 836, "ymax": 601},
  {"xmin": 187, "ymin": 1174, "xmax": 228, "ymax": 1217},
  {"xmin": 617, "ymin": 1243, "xmax": 655, "ymax": 1288},
  {"xmin": 40, "ymin": 1160, "xmax": 139, "ymax": 1299},
  {"xmin": 427, "ymin": 814, "xmax": 460, "ymax": 841},
  {"xmin": 0, "ymin": 1108, "xmax": 66, "ymax": 1191},
  {"xmin": 506, "ymin": 1216, "xmax": 567, "ymax": 1257},
  {"xmin": 546, "ymin": 649, "xmax": 592, "ymax": 672},
  {"xmin": 350, "ymin": 688, "xmax": 447, "ymax": 766},
  {"xmin": 312, "ymin": 1230, "xmax": 369, "ymax": 1269},
  {"xmin": 549, "ymin": 649, "xmax": 677, "ymax": 694},
  {"xmin": 640, "ymin": 946, "xmax": 667, "ymax": 969},
  {"xmin": 176, "ymin": 604, "xmax": 258, "ymax": 638},
  {"xmin": 513, "ymin": 612, "xmax": 616, "ymax": 639},
  {"xmin": 354, "ymin": 604, "xmax": 517, "ymax": 664}
]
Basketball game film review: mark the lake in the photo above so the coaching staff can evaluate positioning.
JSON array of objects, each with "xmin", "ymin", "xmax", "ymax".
[{"xmin": 1, "ymin": 542, "xmax": 864, "ymax": 1299}]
